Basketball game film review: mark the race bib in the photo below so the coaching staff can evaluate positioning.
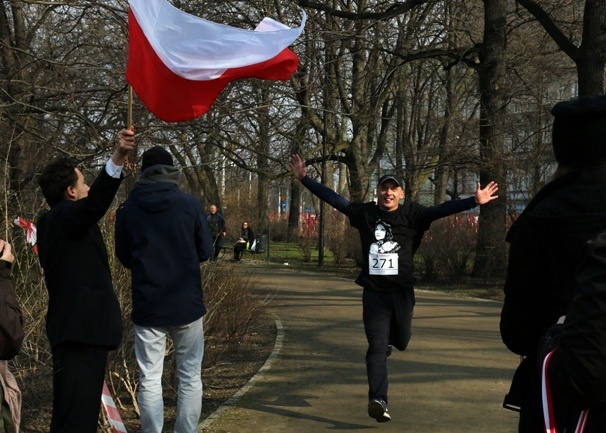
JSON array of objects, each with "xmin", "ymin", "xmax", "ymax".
[{"xmin": 369, "ymin": 253, "xmax": 398, "ymax": 275}]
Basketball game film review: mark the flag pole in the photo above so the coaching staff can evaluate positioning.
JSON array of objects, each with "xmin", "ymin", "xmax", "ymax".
[
  {"xmin": 125, "ymin": 85, "xmax": 136, "ymax": 179},
  {"xmin": 127, "ymin": 85, "xmax": 134, "ymax": 129}
]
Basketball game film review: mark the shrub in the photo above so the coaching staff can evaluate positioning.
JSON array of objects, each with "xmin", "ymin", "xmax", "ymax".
[
  {"xmin": 200, "ymin": 262, "xmax": 269, "ymax": 365},
  {"xmin": 325, "ymin": 210, "xmax": 349, "ymax": 264},
  {"xmin": 297, "ymin": 212, "xmax": 318, "ymax": 262},
  {"xmin": 269, "ymin": 219, "xmax": 289, "ymax": 242},
  {"xmin": 417, "ymin": 214, "xmax": 479, "ymax": 282}
]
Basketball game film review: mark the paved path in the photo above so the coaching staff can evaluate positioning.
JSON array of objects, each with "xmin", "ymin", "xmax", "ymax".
[{"xmin": 200, "ymin": 264, "xmax": 520, "ymax": 433}]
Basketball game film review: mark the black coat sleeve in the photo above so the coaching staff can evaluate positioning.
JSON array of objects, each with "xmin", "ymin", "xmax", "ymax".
[
  {"xmin": 300, "ymin": 175, "xmax": 350, "ymax": 213},
  {"xmin": 551, "ymin": 232, "xmax": 606, "ymax": 405},
  {"xmin": 500, "ymin": 218, "xmax": 549, "ymax": 355}
]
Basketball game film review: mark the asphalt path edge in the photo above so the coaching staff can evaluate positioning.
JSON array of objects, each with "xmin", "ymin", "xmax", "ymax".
[{"xmin": 197, "ymin": 317, "xmax": 285, "ymax": 432}]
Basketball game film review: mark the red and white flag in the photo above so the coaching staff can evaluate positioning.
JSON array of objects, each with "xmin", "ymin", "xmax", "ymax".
[
  {"xmin": 126, "ymin": 0, "xmax": 306, "ymax": 122},
  {"xmin": 13, "ymin": 217, "xmax": 37, "ymax": 254},
  {"xmin": 102, "ymin": 382, "xmax": 128, "ymax": 433}
]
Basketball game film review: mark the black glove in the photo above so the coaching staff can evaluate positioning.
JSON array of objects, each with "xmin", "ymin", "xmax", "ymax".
[{"xmin": 537, "ymin": 323, "xmax": 564, "ymax": 368}]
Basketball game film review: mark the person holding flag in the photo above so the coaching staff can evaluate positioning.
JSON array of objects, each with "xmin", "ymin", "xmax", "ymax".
[{"xmin": 36, "ymin": 129, "xmax": 135, "ymax": 433}]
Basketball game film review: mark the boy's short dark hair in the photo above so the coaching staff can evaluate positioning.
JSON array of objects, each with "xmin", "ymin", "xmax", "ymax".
[{"xmin": 38, "ymin": 157, "xmax": 78, "ymax": 207}]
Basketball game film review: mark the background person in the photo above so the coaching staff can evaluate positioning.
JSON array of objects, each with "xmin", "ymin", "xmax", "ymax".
[
  {"xmin": 207, "ymin": 204, "xmax": 226, "ymax": 261},
  {"xmin": 290, "ymin": 154, "xmax": 498, "ymax": 423},
  {"xmin": 0, "ymin": 240, "xmax": 24, "ymax": 433},
  {"xmin": 233, "ymin": 221, "xmax": 254, "ymax": 261},
  {"xmin": 500, "ymin": 95, "xmax": 606, "ymax": 433},
  {"xmin": 36, "ymin": 129, "xmax": 135, "ymax": 433},
  {"xmin": 115, "ymin": 146, "xmax": 214, "ymax": 433}
]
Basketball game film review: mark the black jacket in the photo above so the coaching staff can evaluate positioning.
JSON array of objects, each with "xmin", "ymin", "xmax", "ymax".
[
  {"xmin": 238, "ymin": 227, "xmax": 254, "ymax": 243},
  {"xmin": 549, "ymin": 232, "xmax": 606, "ymax": 406},
  {"xmin": 207, "ymin": 212, "xmax": 226, "ymax": 238},
  {"xmin": 37, "ymin": 169, "xmax": 123, "ymax": 349},
  {"xmin": 501, "ymin": 167, "xmax": 606, "ymax": 356},
  {"xmin": 115, "ymin": 171, "xmax": 213, "ymax": 327}
]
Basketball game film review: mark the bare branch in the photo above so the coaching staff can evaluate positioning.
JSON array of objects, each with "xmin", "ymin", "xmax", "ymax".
[
  {"xmin": 516, "ymin": 0, "xmax": 579, "ymax": 60},
  {"xmin": 298, "ymin": 0, "xmax": 432, "ymax": 21}
]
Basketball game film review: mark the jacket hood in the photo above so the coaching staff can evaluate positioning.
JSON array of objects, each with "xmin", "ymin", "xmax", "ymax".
[{"xmin": 130, "ymin": 167, "xmax": 181, "ymax": 213}]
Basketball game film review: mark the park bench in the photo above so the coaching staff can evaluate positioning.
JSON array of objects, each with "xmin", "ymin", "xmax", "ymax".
[{"xmin": 220, "ymin": 236, "xmax": 266, "ymax": 260}]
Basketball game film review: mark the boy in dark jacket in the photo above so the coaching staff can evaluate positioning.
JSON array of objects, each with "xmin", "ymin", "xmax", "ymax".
[
  {"xmin": 37, "ymin": 129, "xmax": 135, "ymax": 433},
  {"xmin": 115, "ymin": 147, "xmax": 213, "ymax": 433}
]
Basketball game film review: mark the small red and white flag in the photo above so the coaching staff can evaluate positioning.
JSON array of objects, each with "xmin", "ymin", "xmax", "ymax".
[
  {"xmin": 13, "ymin": 217, "xmax": 37, "ymax": 254},
  {"xmin": 126, "ymin": 0, "xmax": 306, "ymax": 122},
  {"xmin": 102, "ymin": 382, "xmax": 128, "ymax": 433}
]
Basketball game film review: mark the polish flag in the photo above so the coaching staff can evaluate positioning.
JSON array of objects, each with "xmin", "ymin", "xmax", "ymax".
[{"xmin": 126, "ymin": 0, "xmax": 306, "ymax": 122}]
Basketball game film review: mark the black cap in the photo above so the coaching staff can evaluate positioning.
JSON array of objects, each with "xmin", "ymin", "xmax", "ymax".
[
  {"xmin": 551, "ymin": 95, "xmax": 606, "ymax": 167},
  {"xmin": 377, "ymin": 174, "xmax": 402, "ymax": 188},
  {"xmin": 141, "ymin": 147, "xmax": 173, "ymax": 172}
]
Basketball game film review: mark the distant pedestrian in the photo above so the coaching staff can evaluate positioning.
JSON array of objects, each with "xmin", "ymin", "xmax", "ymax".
[
  {"xmin": 207, "ymin": 204, "xmax": 226, "ymax": 261},
  {"xmin": 115, "ymin": 146, "xmax": 214, "ymax": 433},
  {"xmin": 290, "ymin": 154, "xmax": 498, "ymax": 423}
]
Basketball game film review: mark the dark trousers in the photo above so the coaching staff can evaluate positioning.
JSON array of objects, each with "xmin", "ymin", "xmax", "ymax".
[
  {"xmin": 362, "ymin": 288, "xmax": 415, "ymax": 404},
  {"xmin": 518, "ymin": 367, "xmax": 545, "ymax": 433},
  {"xmin": 234, "ymin": 241, "xmax": 247, "ymax": 260},
  {"xmin": 50, "ymin": 342, "xmax": 109, "ymax": 433},
  {"xmin": 543, "ymin": 349, "xmax": 606, "ymax": 433},
  {"xmin": 0, "ymin": 393, "xmax": 16, "ymax": 433},
  {"xmin": 212, "ymin": 235, "xmax": 223, "ymax": 260}
]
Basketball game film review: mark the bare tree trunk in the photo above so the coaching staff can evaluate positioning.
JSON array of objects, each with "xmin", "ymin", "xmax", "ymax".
[
  {"xmin": 517, "ymin": 0, "xmax": 606, "ymax": 95},
  {"xmin": 434, "ymin": 69, "xmax": 453, "ymax": 204},
  {"xmin": 287, "ymin": 116, "xmax": 309, "ymax": 242},
  {"xmin": 578, "ymin": 0, "xmax": 606, "ymax": 95},
  {"xmin": 473, "ymin": 0, "xmax": 508, "ymax": 277},
  {"xmin": 287, "ymin": 179, "xmax": 301, "ymax": 242},
  {"xmin": 256, "ymin": 86, "xmax": 271, "ymax": 236},
  {"xmin": 175, "ymin": 134, "xmax": 223, "ymax": 210}
]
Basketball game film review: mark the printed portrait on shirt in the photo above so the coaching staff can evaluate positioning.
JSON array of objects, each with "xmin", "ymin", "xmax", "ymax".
[{"xmin": 369, "ymin": 220, "xmax": 400, "ymax": 254}]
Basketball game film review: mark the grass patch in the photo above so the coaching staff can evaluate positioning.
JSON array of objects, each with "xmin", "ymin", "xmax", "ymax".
[{"xmin": 257, "ymin": 241, "xmax": 359, "ymax": 277}]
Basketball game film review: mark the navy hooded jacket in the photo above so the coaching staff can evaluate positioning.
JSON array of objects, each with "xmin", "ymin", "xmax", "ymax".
[{"xmin": 115, "ymin": 170, "xmax": 213, "ymax": 326}]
